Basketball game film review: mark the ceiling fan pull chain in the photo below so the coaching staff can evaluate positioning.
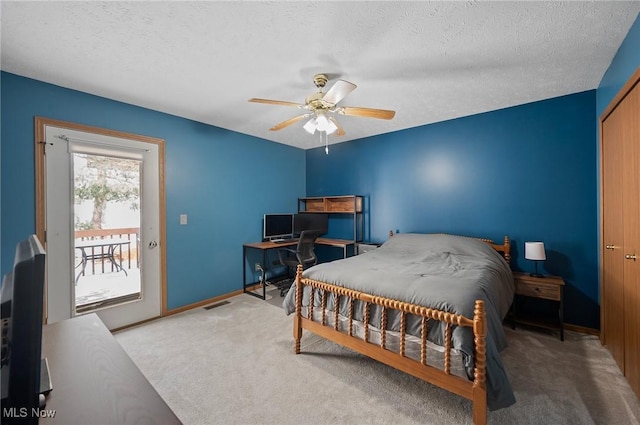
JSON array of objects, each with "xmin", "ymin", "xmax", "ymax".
[{"xmin": 324, "ymin": 131, "xmax": 329, "ymax": 155}]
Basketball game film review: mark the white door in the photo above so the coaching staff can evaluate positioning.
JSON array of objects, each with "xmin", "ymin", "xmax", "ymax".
[{"xmin": 43, "ymin": 124, "xmax": 163, "ymax": 329}]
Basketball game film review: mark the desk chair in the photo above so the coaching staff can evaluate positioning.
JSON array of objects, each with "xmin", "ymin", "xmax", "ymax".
[{"xmin": 274, "ymin": 229, "xmax": 323, "ymax": 296}]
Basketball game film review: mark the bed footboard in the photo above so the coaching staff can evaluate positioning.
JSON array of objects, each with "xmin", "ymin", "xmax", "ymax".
[{"xmin": 292, "ymin": 264, "xmax": 488, "ymax": 425}]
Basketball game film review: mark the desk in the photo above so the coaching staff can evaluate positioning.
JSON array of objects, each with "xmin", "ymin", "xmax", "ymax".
[
  {"xmin": 40, "ymin": 313, "xmax": 181, "ymax": 424},
  {"xmin": 75, "ymin": 239, "xmax": 131, "ymax": 284},
  {"xmin": 242, "ymin": 237, "xmax": 355, "ymax": 300}
]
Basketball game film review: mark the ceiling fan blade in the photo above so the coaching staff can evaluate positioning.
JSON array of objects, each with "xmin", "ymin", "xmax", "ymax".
[
  {"xmin": 269, "ymin": 114, "xmax": 310, "ymax": 131},
  {"xmin": 249, "ymin": 98, "xmax": 303, "ymax": 108},
  {"xmin": 338, "ymin": 106, "xmax": 396, "ymax": 120},
  {"xmin": 322, "ymin": 80, "xmax": 357, "ymax": 105},
  {"xmin": 328, "ymin": 116, "xmax": 346, "ymax": 136}
]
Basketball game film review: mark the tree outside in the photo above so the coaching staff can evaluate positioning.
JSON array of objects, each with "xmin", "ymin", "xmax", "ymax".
[{"xmin": 74, "ymin": 153, "xmax": 141, "ymax": 231}]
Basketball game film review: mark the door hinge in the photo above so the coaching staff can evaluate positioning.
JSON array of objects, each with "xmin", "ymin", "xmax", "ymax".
[{"xmin": 38, "ymin": 140, "xmax": 52, "ymax": 154}]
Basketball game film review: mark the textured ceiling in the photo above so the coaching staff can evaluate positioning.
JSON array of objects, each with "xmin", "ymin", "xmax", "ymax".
[{"xmin": 2, "ymin": 1, "xmax": 639, "ymax": 150}]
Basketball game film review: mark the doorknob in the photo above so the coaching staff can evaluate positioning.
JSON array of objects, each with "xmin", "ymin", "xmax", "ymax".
[
  {"xmin": 605, "ymin": 244, "xmax": 615, "ymax": 250},
  {"xmin": 625, "ymin": 254, "xmax": 637, "ymax": 260},
  {"xmin": 148, "ymin": 240, "xmax": 158, "ymax": 249}
]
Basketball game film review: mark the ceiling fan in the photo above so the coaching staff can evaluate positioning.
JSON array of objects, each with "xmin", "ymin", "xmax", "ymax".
[{"xmin": 249, "ymin": 73, "xmax": 395, "ymax": 137}]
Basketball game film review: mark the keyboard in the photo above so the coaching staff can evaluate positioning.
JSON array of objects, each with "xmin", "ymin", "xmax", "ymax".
[{"xmin": 272, "ymin": 239, "xmax": 298, "ymax": 244}]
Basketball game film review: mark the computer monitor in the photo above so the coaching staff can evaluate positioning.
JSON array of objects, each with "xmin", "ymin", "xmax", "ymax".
[
  {"xmin": 1, "ymin": 235, "xmax": 48, "ymax": 425},
  {"xmin": 263, "ymin": 214, "xmax": 294, "ymax": 241},
  {"xmin": 294, "ymin": 213, "xmax": 328, "ymax": 236}
]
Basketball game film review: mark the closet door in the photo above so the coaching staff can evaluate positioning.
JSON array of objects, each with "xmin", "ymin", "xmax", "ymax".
[
  {"xmin": 621, "ymin": 82, "xmax": 640, "ymax": 396},
  {"xmin": 601, "ymin": 100, "xmax": 625, "ymax": 372}
]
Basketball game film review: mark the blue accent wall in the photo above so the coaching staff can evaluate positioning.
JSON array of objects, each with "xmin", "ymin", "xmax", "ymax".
[
  {"xmin": 307, "ymin": 91, "xmax": 598, "ymax": 329},
  {"xmin": 1, "ymin": 72, "xmax": 306, "ymax": 309}
]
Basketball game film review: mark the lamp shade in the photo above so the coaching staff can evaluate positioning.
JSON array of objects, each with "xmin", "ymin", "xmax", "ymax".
[
  {"xmin": 303, "ymin": 117, "xmax": 317, "ymax": 134},
  {"xmin": 525, "ymin": 242, "xmax": 546, "ymax": 261},
  {"xmin": 303, "ymin": 114, "xmax": 337, "ymax": 135},
  {"xmin": 325, "ymin": 118, "xmax": 338, "ymax": 135},
  {"xmin": 315, "ymin": 114, "xmax": 330, "ymax": 131}
]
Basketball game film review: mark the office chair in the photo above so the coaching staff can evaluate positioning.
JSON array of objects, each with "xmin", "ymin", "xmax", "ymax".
[{"xmin": 274, "ymin": 229, "xmax": 323, "ymax": 296}]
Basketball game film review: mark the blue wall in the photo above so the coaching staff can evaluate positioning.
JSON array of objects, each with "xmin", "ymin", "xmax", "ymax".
[
  {"xmin": 1, "ymin": 72, "xmax": 306, "ymax": 309},
  {"xmin": 307, "ymin": 91, "xmax": 598, "ymax": 329},
  {"xmin": 304, "ymin": 13, "xmax": 640, "ymax": 331}
]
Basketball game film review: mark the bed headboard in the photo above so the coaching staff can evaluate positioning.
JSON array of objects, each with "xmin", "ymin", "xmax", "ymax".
[
  {"xmin": 484, "ymin": 235, "xmax": 511, "ymax": 265},
  {"xmin": 388, "ymin": 230, "xmax": 511, "ymax": 265}
]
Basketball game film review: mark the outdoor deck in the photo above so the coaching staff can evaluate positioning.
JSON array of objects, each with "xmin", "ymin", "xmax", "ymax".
[
  {"xmin": 73, "ymin": 227, "xmax": 141, "ymax": 309},
  {"xmin": 75, "ymin": 268, "xmax": 140, "ymax": 307}
]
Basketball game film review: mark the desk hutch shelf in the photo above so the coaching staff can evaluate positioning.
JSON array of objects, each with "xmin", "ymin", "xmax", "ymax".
[{"xmin": 298, "ymin": 195, "xmax": 363, "ymax": 242}]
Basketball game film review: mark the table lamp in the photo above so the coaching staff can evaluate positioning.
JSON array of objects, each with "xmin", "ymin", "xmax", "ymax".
[{"xmin": 525, "ymin": 241, "xmax": 546, "ymax": 278}]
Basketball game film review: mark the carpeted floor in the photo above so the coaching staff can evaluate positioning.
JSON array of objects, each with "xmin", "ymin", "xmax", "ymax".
[{"xmin": 115, "ymin": 289, "xmax": 640, "ymax": 425}]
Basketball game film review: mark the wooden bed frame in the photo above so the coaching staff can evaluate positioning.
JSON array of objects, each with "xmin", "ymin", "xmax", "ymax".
[{"xmin": 291, "ymin": 234, "xmax": 511, "ymax": 425}]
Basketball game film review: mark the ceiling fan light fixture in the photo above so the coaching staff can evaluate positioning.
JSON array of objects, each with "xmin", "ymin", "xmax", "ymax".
[
  {"xmin": 304, "ymin": 113, "xmax": 337, "ymax": 135},
  {"xmin": 325, "ymin": 119, "xmax": 338, "ymax": 135},
  {"xmin": 315, "ymin": 113, "xmax": 337, "ymax": 134},
  {"xmin": 315, "ymin": 113, "xmax": 330, "ymax": 131},
  {"xmin": 303, "ymin": 117, "xmax": 317, "ymax": 134}
]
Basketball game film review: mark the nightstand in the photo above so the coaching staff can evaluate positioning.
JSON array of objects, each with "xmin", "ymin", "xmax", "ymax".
[{"xmin": 511, "ymin": 272, "xmax": 565, "ymax": 341}]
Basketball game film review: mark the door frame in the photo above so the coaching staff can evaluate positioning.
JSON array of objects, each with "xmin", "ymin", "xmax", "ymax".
[{"xmin": 34, "ymin": 116, "xmax": 169, "ymax": 324}]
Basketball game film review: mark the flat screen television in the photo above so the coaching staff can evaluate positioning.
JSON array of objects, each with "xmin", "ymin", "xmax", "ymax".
[
  {"xmin": 1, "ymin": 235, "xmax": 47, "ymax": 425},
  {"xmin": 294, "ymin": 213, "xmax": 328, "ymax": 236},
  {"xmin": 263, "ymin": 213, "xmax": 294, "ymax": 241}
]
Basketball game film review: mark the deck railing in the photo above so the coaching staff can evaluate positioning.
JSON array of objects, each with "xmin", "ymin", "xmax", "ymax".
[{"xmin": 74, "ymin": 227, "xmax": 140, "ymax": 277}]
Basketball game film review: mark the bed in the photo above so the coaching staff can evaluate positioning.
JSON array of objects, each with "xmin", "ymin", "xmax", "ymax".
[{"xmin": 282, "ymin": 232, "xmax": 516, "ymax": 425}]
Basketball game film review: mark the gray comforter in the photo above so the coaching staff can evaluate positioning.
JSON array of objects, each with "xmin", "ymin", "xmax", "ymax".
[{"xmin": 283, "ymin": 233, "xmax": 516, "ymax": 411}]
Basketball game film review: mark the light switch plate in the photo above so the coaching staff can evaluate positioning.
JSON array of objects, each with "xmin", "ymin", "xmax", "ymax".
[{"xmin": 180, "ymin": 214, "xmax": 187, "ymax": 225}]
